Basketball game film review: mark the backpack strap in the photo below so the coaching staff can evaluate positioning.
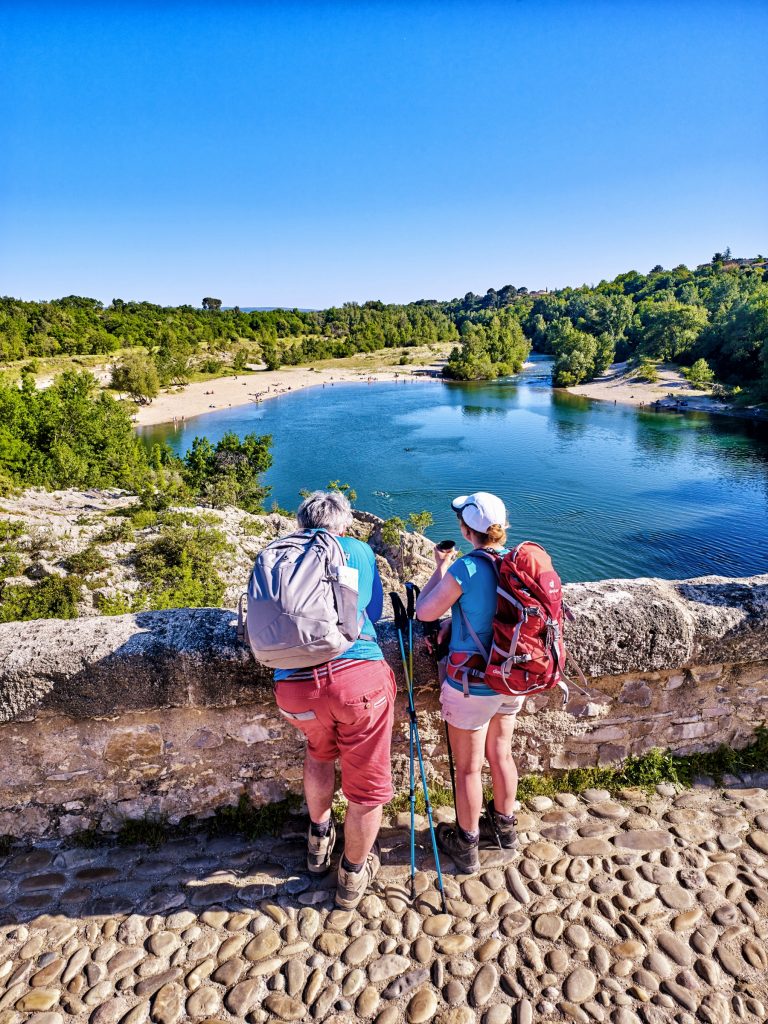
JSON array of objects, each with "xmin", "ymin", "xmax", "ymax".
[
  {"xmin": 326, "ymin": 532, "xmax": 376, "ymax": 642},
  {"xmin": 237, "ymin": 592, "xmax": 248, "ymax": 645},
  {"xmin": 456, "ymin": 549, "xmax": 501, "ymax": 663},
  {"xmin": 457, "ymin": 604, "xmax": 489, "ymax": 663}
]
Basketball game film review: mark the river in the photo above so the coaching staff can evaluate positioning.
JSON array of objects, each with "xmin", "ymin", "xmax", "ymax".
[{"xmin": 140, "ymin": 359, "xmax": 768, "ymax": 583}]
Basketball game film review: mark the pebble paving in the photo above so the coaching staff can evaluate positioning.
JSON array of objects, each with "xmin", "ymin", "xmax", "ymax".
[{"xmin": 2, "ymin": 783, "xmax": 768, "ymax": 1023}]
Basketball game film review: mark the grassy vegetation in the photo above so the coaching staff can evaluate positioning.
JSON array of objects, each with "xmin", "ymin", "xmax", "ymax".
[
  {"xmin": 208, "ymin": 793, "xmax": 302, "ymax": 840},
  {"xmin": 386, "ymin": 731, "xmax": 768, "ymax": 817},
  {"xmin": 117, "ymin": 815, "xmax": 172, "ymax": 850},
  {"xmin": 386, "ymin": 782, "xmax": 455, "ymax": 816},
  {"xmin": 516, "ymin": 731, "xmax": 768, "ymax": 800},
  {"xmin": 39, "ymin": 730, "xmax": 768, "ymax": 853}
]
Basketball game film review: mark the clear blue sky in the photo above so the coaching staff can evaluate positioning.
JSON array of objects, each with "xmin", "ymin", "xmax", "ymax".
[{"xmin": 1, "ymin": 1, "xmax": 766, "ymax": 307}]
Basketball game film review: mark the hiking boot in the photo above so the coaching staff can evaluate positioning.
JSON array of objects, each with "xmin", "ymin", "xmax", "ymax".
[
  {"xmin": 335, "ymin": 843, "xmax": 381, "ymax": 910},
  {"xmin": 483, "ymin": 799, "xmax": 519, "ymax": 850},
  {"xmin": 436, "ymin": 822, "xmax": 481, "ymax": 874},
  {"xmin": 307, "ymin": 819, "xmax": 337, "ymax": 876}
]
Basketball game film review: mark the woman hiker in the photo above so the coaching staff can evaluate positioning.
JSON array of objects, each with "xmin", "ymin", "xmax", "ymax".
[{"xmin": 415, "ymin": 491, "xmax": 520, "ymax": 873}]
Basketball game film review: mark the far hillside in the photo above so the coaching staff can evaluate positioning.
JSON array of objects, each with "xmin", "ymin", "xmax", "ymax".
[{"xmin": 1, "ymin": 252, "xmax": 766, "ymax": 402}]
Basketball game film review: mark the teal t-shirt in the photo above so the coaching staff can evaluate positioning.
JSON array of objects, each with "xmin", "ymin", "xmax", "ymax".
[
  {"xmin": 274, "ymin": 533, "xmax": 384, "ymax": 680},
  {"xmin": 446, "ymin": 548, "xmax": 508, "ymax": 696}
]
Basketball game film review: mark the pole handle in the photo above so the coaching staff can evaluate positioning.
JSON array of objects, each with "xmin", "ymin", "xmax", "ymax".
[
  {"xmin": 405, "ymin": 581, "xmax": 420, "ymax": 619},
  {"xmin": 390, "ymin": 592, "xmax": 408, "ymax": 633}
]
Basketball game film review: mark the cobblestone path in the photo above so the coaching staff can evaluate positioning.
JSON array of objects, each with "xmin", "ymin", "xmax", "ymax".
[{"xmin": 2, "ymin": 783, "xmax": 768, "ymax": 1024}]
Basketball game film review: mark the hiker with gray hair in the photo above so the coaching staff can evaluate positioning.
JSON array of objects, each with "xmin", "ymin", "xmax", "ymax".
[{"xmin": 251, "ymin": 490, "xmax": 395, "ymax": 909}]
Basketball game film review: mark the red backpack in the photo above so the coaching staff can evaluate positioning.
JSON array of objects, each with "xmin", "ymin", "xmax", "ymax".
[{"xmin": 450, "ymin": 542, "xmax": 581, "ymax": 701}]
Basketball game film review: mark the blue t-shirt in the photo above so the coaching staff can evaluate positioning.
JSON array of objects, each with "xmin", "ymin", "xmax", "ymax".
[
  {"xmin": 274, "ymin": 533, "xmax": 384, "ymax": 680},
  {"xmin": 446, "ymin": 548, "xmax": 508, "ymax": 696}
]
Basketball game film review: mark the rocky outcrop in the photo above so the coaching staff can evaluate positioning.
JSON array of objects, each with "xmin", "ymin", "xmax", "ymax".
[
  {"xmin": 0, "ymin": 489, "xmax": 434, "ymax": 616},
  {"xmin": 564, "ymin": 574, "xmax": 768, "ymax": 675}
]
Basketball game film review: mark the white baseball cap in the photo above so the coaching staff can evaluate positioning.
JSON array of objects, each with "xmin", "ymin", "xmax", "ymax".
[{"xmin": 451, "ymin": 492, "xmax": 508, "ymax": 533}]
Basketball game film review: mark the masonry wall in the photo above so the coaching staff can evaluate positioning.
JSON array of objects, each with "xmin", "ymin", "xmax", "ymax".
[{"xmin": 1, "ymin": 573, "xmax": 766, "ymax": 839}]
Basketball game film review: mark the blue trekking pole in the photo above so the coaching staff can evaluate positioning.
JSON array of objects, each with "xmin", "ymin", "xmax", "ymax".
[
  {"xmin": 391, "ymin": 601, "xmax": 417, "ymax": 897},
  {"xmin": 392, "ymin": 591, "xmax": 448, "ymax": 913}
]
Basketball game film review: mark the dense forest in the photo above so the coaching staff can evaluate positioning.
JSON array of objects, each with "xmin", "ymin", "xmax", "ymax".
[{"xmin": 1, "ymin": 254, "xmax": 766, "ymax": 398}]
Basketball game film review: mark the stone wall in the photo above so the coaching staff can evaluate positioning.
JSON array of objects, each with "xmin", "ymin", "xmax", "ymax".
[{"xmin": 1, "ymin": 573, "xmax": 767, "ymax": 839}]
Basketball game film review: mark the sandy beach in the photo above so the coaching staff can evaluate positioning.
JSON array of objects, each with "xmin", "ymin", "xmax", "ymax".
[
  {"xmin": 566, "ymin": 361, "xmax": 730, "ymax": 413},
  {"xmin": 133, "ymin": 363, "xmax": 442, "ymax": 426}
]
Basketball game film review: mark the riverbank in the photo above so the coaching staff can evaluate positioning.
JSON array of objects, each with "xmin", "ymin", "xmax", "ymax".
[
  {"xmin": 133, "ymin": 360, "xmax": 444, "ymax": 427},
  {"xmin": 567, "ymin": 361, "xmax": 767, "ymax": 420},
  {"xmin": 566, "ymin": 361, "xmax": 720, "ymax": 408}
]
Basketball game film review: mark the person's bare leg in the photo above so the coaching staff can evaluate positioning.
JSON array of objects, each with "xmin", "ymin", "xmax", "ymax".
[
  {"xmin": 342, "ymin": 802, "xmax": 382, "ymax": 863},
  {"xmin": 485, "ymin": 713, "xmax": 518, "ymax": 815},
  {"xmin": 304, "ymin": 753, "xmax": 335, "ymax": 823},
  {"xmin": 447, "ymin": 722, "xmax": 489, "ymax": 833}
]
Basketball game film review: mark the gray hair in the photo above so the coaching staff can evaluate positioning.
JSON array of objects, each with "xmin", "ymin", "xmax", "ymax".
[{"xmin": 297, "ymin": 490, "xmax": 353, "ymax": 534}]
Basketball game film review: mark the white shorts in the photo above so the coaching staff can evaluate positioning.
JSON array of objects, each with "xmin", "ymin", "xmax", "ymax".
[{"xmin": 440, "ymin": 680, "xmax": 525, "ymax": 732}]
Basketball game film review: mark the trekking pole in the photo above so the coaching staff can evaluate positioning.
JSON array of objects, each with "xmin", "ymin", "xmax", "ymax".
[
  {"xmin": 444, "ymin": 722, "xmax": 457, "ymax": 809},
  {"xmin": 391, "ymin": 593, "xmax": 448, "ymax": 912},
  {"xmin": 405, "ymin": 582, "xmax": 420, "ymax": 691},
  {"xmin": 391, "ymin": 594, "xmax": 417, "ymax": 897}
]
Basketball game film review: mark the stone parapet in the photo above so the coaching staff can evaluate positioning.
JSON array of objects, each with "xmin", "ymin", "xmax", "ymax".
[{"xmin": 1, "ymin": 573, "xmax": 767, "ymax": 838}]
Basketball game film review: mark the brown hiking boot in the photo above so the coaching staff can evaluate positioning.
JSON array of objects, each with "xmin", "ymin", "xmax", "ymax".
[
  {"xmin": 436, "ymin": 822, "xmax": 481, "ymax": 874},
  {"xmin": 483, "ymin": 799, "xmax": 519, "ymax": 850},
  {"xmin": 307, "ymin": 819, "xmax": 337, "ymax": 876},
  {"xmin": 335, "ymin": 842, "xmax": 381, "ymax": 909}
]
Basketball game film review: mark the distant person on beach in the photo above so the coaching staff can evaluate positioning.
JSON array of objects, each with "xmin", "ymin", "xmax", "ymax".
[
  {"xmin": 415, "ymin": 492, "xmax": 519, "ymax": 873},
  {"xmin": 271, "ymin": 491, "xmax": 395, "ymax": 908}
]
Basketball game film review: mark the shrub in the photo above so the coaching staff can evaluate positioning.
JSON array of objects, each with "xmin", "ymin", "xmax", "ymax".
[
  {"xmin": 0, "ymin": 575, "xmax": 83, "ymax": 622},
  {"xmin": 64, "ymin": 546, "xmax": 109, "ymax": 576},
  {"xmin": 94, "ymin": 592, "xmax": 134, "ymax": 615},
  {"xmin": 130, "ymin": 509, "xmax": 159, "ymax": 530},
  {"xmin": 633, "ymin": 357, "xmax": 660, "ymax": 383},
  {"xmin": 132, "ymin": 520, "xmax": 231, "ymax": 609},
  {"xmin": 682, "ymin": 358, "xmax": 715, "ymax": 388},
  {"xmin": 110, "ymin": 352, "xmax": 160, "ymax": 404},
  {"xmin": 0, "ymin": 519, "xmax": 24, "ymax": 580},
  {"xmin": 183, "ymin": 432, "xmax": 272, "ymax": 513},
  {"xmin": 96, "ymin": 518, "xmax": 135, "ymax": 543}
]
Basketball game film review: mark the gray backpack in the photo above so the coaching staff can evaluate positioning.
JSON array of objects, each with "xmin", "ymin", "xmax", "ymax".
[{"xmin": 240, "ymin": 530, "xmax": 362, "ymax": 670}]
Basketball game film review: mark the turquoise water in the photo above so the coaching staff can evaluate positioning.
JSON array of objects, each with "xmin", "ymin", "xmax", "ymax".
[{"xmin": 140, "ymin": 359, "xmax": 768, "ymax": 583}]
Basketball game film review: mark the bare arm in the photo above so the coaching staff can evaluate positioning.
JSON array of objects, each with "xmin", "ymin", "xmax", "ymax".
[{"xmin": 416, "ymin": 547, "xmax": 463, "ymax": 621}]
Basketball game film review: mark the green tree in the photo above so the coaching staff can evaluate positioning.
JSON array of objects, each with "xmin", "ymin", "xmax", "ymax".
[
  {"xmin": 155, "ymin": 329, "xmax": 192, "ymax": 385},
  {"xmin": 111, "ymin": 351, "xmax": 160, "ymax": 404},
  {"xmin": 682, "ymin": 358, "xmax": 715, "ymax": 388},
  {"xmin": 549, "ymin": 319, "xmax": 598, "ymax": 386},
  {"xmin": 202, "ymin": 297, "xmax": 223, "ymax": 311},
  {"xmin": 232, "ymin": 348, "xmax": 249, "ymax": 372},
  {"xmin": 408, "ymin": 511, "xmax": 433, "ymax": 534},
  {"xmin": 183, "ymin": 431, "xmax": 272, "ymax": 512},
  {"xmin": 637, "ymin": 301, "xmax": 708, "ymax": 360}
]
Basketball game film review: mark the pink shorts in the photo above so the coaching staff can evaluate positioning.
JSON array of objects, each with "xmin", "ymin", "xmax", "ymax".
[{"xmin": 274, "ymin": 659, "xmax": 396, "ymax": 806}]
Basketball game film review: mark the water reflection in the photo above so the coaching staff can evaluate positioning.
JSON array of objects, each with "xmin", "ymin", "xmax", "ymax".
[{"xmin": 140, "ymin": 369, "xmax": 768, "ymax": 583}]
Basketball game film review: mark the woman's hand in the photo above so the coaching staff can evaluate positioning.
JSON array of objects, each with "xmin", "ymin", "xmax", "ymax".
[
  {"xmin": 433, "ymin": 544, "xmax": 455, "ymax": 571},
  {"xmin": 424, "ymin": 618, "xmax": 451, "ymax": 655}
]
